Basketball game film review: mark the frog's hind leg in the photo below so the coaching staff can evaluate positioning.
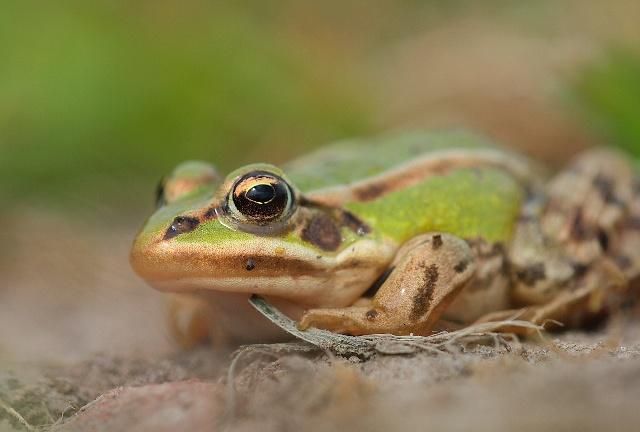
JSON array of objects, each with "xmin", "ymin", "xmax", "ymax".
[
  {"xmin": 540, "ymin": 149, "xmax": 639, "ymax": 269},
  {"xmin": 477, "ymin": 259, "xmax": 626, "ymax": 332},
  {"xmin": 481, "ymin": 149, "xmax": 640, "ymax": 332},
  {"xmin": 298, "ymin": 233, "xmax": 476, "ymax": 336}
]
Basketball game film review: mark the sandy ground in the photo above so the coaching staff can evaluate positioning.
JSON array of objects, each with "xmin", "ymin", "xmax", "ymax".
[{"xmin": 1, "ymin": 212, "xmax": 640, "ymax": 432}]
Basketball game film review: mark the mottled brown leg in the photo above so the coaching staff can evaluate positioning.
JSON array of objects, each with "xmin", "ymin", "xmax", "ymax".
[
  {"xmin": 298, "ymin": 233, "xmax": 476, "ymax": 335},
  {"xmin": 503, "ymin": 149, "xmax": 639, "ymax": 330},
  {"xmin": 476, "ymin": 259, "xmax": 626, "ymax": 334}
]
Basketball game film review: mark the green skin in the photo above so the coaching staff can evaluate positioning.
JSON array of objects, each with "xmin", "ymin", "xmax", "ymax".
[
  {"xmin": 131, "ymin": 130, "xmax": 634, "ymax": 342},
  {"xmin": 136, "ymin": 131, "xmax": 525, "ymax": 250}
]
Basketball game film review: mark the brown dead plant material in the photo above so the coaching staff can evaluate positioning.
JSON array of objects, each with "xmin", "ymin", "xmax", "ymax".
[
  {"xmin": 0, "ymin": 398, "xmax": 35, "ymax": 432},
  {"xmin": 248, "ymin": 295, "xmax": 546, "ymax": 359}
]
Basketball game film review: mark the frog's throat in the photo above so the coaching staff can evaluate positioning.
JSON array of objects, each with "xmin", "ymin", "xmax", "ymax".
[
  {"xmin": 306, "ymin": 148, "xmax": 537, "ymax": 206},
  {"xmin": 130, "ymin": 236, "xmax": 396, "ymax": 307}
]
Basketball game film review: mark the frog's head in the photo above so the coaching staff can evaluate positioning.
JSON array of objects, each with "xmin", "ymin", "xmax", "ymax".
[{"xmin": 130, "ymin": 161, "xmax": 393, "ymax": 306}]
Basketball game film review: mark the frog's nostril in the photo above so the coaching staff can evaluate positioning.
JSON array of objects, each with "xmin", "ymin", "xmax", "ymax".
[{"xmin": 164, "ymin": 216, "xmax": 200, "ymax": 240}]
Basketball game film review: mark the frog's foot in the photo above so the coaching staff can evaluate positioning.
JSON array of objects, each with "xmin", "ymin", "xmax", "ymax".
[
  {"xmin": 299, "ymin": 233, "xmax": 476, "ymax": 336},
  {"xmin": 476, "ymin": 258, "xmax": 627, "ymax": 334},
  {"xmin": 298, "ymin": 306, "xmax": 384, "ymax": 335},
  {"xmin": 168, "ymin": 293, "xmax": 219, "ymax": 348}
]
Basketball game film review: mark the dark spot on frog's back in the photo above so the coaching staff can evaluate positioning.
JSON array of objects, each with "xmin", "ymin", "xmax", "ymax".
[
  {"xmin": 302, "ymin": 214, "xmax": 342, "ymax": 251},
  {"xmin": 164, "ymin": 216, "xmax": 200, "ymax": 240},
  {"xmin": 410, "ymin": 264, "xmax": 439, "ymax": 321}
]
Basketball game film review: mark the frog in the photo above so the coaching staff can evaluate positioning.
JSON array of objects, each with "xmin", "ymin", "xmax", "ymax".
[{"xmin": 130, "ymin": 131, "xmax": 640, "ymax": 347}]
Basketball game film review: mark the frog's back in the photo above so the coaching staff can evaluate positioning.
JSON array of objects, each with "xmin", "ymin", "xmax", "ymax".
[
  {"xmin": 286, "ymin": 130, "xmax": 531, "ymax": 244},
  {"xmin": 284, "ymin": 130, "xmax": 499, "ymax": 193}
]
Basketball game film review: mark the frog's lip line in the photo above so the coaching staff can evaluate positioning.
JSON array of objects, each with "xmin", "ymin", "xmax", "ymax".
[
  {"xmin": 147, "ymin": 273, "xmax": 376, "ymax": 307},
  {"xmin": 306, "ymin": 148, "xmax": 536, "ymax": 206},
  {"xmin": 131, "ymin": 236, "xmax": 397, "ymax": 288}
]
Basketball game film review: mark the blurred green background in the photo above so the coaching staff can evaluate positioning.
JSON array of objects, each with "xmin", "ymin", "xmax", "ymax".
[{"xmin": 1, "ymin": 0, "xmax": 640, "ymax": 214}]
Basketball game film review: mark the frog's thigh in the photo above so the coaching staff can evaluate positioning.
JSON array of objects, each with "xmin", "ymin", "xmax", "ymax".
[
  {"xmin": 541, "ymin": 149, "xmax": 636, "ymax": 264},
  {"xmin": 475, "ymin": 259, "xmax": 626, "ymax": 333},
  {"xmin": 168, "ymin": 293, "xmax": 222, "ymax": 348},
  {"xmin": 511, "ymin": 149, "xmax": 639, "ymax": 308},
  {"xmin": 298, "ymin": 233, "xmax": 476, "ymax": 335}
]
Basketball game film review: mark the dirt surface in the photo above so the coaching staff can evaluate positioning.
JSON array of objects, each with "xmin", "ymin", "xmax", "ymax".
[{"xmin": 2, "ymin": 321, "xmax": 640, "ymax": 431}]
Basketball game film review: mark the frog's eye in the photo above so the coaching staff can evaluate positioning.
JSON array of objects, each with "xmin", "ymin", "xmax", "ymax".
[{"xmin": 228, "ymin": 171, "xmax": 295, "ymax": 224}]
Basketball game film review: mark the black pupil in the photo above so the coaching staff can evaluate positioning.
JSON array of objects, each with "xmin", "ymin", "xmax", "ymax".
[
  {"xmin": 231, "ymin": 172, "xmax": 292, "ymax": 222},
  {"xmin": 246, "ymin": 184, "xmax": 275, "ymax": 204}
]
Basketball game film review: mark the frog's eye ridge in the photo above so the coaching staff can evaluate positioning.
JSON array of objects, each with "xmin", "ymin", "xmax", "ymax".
[{"xmin": 229, "ymin": 171, "xmax": 294, "ymax": 224}]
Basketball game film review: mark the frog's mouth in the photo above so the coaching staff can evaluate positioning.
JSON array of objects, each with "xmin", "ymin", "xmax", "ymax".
[{"xmin": 130, "ymin": 232, "xmax": 395, "ymax": 307}]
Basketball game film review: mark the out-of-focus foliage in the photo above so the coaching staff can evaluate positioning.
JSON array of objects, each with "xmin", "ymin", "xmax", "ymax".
[
  {"xmin": 2, "ymin": 0, "xmax": 640, "ymax": 213},
  {"xmin": 573, "ymin": 50, "xmax": 640, "ymax": 157},
  {"xmin": 0, "ymin": 1, "xmax": 372, "ymax": 209}
]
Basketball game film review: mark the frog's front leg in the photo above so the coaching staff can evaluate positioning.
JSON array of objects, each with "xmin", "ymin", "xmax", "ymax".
[
  {"xmin": 168, "ymin": 293, "xmax": 218, "ymax": 348},
  {"xmin": 299, "ymin": 233, "xmax": 476, "ymax": 335}
]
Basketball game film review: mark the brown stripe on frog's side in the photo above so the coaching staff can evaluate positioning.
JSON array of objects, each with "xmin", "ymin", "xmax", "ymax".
[
  {"xmin": 306, "ymin": 149, "xmax": 536, "ymax": 206},
  {"xmin": 138, "ymin": 244, "xmax": 328, "ymax": 281},
  {"xmin": 409, "ymin": 263, "xmax": 439, "ymax": 321},
  {"xmin": 203, "ymin": 206, "xmax": 219, "ymax": 220},
  {"xmin": 233, "ymin": 254, "xmax": 329, "ymax": 277}
]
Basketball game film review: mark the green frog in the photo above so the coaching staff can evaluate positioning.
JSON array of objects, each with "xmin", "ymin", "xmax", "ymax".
[{"xmin": 130, "ymin": 131, "xmax": 640, "ymax": 346}]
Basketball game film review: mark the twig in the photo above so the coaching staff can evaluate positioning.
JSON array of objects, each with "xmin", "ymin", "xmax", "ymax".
[
  {"xmin": 249, "ymin": 295, "xmax": 544, "ymax": 359},
  {"xmin": 0, "ymin": 398, "xmax": 35, "ymax": 432}
]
